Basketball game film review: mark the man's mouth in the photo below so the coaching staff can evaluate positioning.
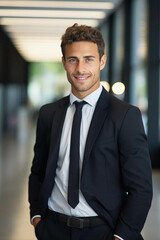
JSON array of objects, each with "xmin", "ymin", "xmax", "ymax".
[{"xmin": 74, "ymin": 75, "xmax": 89, "ymax": 81}]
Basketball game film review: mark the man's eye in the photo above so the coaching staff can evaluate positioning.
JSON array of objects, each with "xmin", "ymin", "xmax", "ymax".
[
  {"xmin": 69, "ymin": 59, "xmax": 77, "ymax": 63},
  {"xmin": 86, "ymin": 58, "xmax": 93, "ymax": 62}
]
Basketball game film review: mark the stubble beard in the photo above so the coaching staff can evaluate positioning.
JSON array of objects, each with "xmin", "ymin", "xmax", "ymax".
[{"xmin": 69, "ymin": 73, "xmax": 100, "ymax": 94}]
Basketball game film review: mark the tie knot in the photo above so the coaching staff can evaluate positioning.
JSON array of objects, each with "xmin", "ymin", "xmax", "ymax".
[{"xmin": 75, "ymin": 101, "xmax": 86, "ymax": 110}]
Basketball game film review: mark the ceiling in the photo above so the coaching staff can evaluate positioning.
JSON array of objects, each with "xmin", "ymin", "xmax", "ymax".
[{"xmin": 0, "ymin": 0, "xmax": 123, "ymax": 62}]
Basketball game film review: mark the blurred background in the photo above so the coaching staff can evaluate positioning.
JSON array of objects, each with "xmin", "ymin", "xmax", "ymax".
[{"xmin": 0, "ymin": 0, "xmax": 160, "ymax": 239}]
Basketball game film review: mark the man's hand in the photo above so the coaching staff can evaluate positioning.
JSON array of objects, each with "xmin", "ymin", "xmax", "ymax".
[
  {"xmin": 33, "ymin": 217, "xmax": 41, "ymax": 228},
  {"xmin": 114, "ymin": 238, "xmax": 121, "ymax": 240}
]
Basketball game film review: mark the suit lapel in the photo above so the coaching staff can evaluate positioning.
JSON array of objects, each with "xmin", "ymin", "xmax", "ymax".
[
  {"xmin": 48, "ymin": 98, "xmax": 69, "ymax": 164},
  {"xmin": 42, "ymin": 96, "xmax": 69, "ymax": 202},
  {"xmin": 82, "ymin": 89, "xmax": 110, "ymax": 173}
]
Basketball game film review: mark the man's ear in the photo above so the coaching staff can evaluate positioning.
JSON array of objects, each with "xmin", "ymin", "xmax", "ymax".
[
  {"xmin": 100, "ymin": 54, "xmax": 107, "ymax": 70},
  {"xmin": 62, "ymin": 57, "xmax": 66, "ymax": 70}
]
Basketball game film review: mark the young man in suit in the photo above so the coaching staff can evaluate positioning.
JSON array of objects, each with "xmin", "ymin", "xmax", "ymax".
[{"xmin": 29, "ymin": 23, "xmax": 153, "ymax": 240}]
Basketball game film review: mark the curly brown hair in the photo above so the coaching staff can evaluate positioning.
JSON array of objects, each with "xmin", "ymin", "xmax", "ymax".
[{"xmin": 61, "ymin": 23, "xmax": 105, "ymax": 59}]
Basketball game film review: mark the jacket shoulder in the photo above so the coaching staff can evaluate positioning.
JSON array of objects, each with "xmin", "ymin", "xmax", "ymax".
[
  {"xmin": 108, "ymin": 94, "xmax": 140, "ymax": 127},
  {"xmin": 38, "ymin": 95, "xmax": 69, "ymax": 125},
  {"xmin": 40, "ymin": 95, "xmax": 69, "ymax": 113}
]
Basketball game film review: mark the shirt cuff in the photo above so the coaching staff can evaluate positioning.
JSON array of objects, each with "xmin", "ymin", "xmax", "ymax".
[
  {"xmin": 114, "ymin": 234, "xmax": 124, "ymax": 240},
  {"xmin": 31, "ymin": 215, "xmax": 41, "ymax": 225}
]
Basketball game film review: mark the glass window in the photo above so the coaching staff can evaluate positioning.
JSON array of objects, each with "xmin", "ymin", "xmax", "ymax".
[
  {"xmin": 28, "ymin": 62, "xmax": 70, "ymax": 109},
  {"xmin": 0, "ymin": 84, "xmax": 3, "ymax": 139},
  {"xmin": 131, "ymin": 0, "xmax": 148, "ymax": 66},
  {"xmin": 112, "ymin": 6, "xmax": 125, "ymax": 85},
  {"xmin": 130, "ymin": 0, "xmax": 148, "ymax": 132},
  {"xmin": 159, "ymin": 67, "xmax": 160, "ymax": 140},
  {"xmin": 130, "ymin": 68, "xmax": 148, "ymax": 133},
  {"xmin": 100, "ymin": 22, "xmax": 109, "ymax": 83}
]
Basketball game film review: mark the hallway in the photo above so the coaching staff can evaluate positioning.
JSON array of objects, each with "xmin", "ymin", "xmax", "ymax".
[
  {"xmin": 0, "ymin": 124, "xmax": 36, "ymax": 240},
  {"xmin": 0, "ymin": 122, "xmax": 160, "ymax": 240}
]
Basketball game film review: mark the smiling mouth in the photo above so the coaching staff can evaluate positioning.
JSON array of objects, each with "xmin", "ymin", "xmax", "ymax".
[{"xmin": 74, "ymin": 75, "xmax": 90, "ymax": 81}]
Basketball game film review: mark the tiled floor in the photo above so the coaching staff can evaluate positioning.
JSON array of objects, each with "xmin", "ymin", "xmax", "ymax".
[
  {"xmin": 0, "ymin": 123, "xmax": 160, "ymax": 240},
  {"xmin": 0, "ymin": 123, "xmax": 36, "ymax": 240}
]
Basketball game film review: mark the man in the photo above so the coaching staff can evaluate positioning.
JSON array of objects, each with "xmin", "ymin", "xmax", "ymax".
[{"xmin": 29, "ymin": 24, "xmax": 153, "ymax": 240}]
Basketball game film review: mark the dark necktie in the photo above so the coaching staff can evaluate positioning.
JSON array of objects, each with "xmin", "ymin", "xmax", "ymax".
[{"xmin": 68, "ymin": 101, "xmax": 86, "ymax": 208}]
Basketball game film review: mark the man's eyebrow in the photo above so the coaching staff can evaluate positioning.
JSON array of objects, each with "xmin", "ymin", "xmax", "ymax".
[
  {"xmin": 66, "ymin": 56, "xmax": 77, "ymax": 59},
  {"xmin": 84, "ymin": 55, "xmax": 95, "ymax": 58},
  {"xmin": 66, "ymin": 56, "xmax": 96, "ymax": 59}
]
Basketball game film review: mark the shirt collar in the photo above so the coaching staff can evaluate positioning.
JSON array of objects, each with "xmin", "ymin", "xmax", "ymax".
[{"xmin": 70, "ymin": 85, "xmax": 103, "ymax": 107}]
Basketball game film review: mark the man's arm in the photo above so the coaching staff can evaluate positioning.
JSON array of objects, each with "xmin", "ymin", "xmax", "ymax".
[
  {"xmin": 28, "ymin": 106, "xmax": 50, "ymax": 219},
  {"xmin": 114, "ymin": 107, "xmax": 153, "ymax": 239}
]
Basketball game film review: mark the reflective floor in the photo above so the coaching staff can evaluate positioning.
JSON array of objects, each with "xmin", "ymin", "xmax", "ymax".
[{"xmin": 0, "ymin": 123, "xmax": 160, "ymax": 240}]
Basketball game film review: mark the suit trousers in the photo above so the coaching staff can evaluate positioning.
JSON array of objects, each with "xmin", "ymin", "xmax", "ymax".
[{"xmin": 35, "ymin": 211, "xmax": 114, "ymax": 240}]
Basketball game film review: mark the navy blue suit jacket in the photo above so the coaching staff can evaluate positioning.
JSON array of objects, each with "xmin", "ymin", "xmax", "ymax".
[{"xmin": 29, "ymin": 88, "xmax": 152, "ymax": 240}]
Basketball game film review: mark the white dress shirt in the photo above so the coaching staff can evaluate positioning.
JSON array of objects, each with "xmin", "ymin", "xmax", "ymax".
[{"xmin": 48, "ymin": 85, "xmax": 102, "ymax": 216}]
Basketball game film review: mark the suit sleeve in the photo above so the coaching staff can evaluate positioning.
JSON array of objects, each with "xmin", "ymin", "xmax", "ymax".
[
  {"xmin": 28, "ymin": 107, "xmax": 50, "ymax": 218},
  {"xmin": 114, "ymin": 106, "xmax": 153, "ymax": 239}
]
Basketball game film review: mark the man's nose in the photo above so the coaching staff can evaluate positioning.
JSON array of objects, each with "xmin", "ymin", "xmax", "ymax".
[{"xmin": 75, "ymin": 60, "xmax": 85, "ymax": 73}]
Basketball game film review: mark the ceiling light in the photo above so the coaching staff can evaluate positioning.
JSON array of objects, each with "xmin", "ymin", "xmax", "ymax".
[
  {"xmin": 0, "ymin": 1, "xmax": 114, "ymax": 10},
  {"xmin": 1, "ymin": 18, "xmax": 99, "ymax": 27},
  {"xmin": 12, "ymin": 39, "xmax": 62, "ymax": 62},
  {"xmin": 0, "ymin": 9, "xmax": 106, "ymax": 19}
]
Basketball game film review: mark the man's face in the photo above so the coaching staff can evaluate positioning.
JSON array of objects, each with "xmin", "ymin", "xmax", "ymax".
[{"xmin": 62, "ymin": 41, "xmax": 106, "ymax": 99}]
